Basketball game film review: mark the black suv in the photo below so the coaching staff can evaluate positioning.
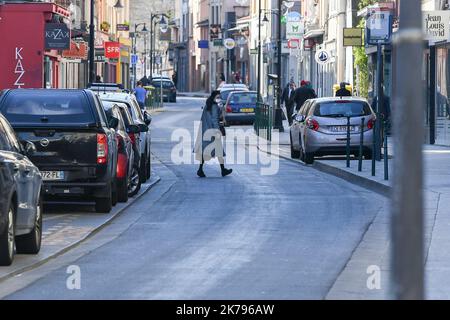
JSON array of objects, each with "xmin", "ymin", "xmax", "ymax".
[{"xmin": 0, "ymin": 89, "xmax": 118, "ymax": 213}]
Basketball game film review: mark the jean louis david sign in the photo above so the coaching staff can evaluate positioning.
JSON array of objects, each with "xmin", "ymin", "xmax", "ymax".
[{"xmin": 423, "ymin": 11, "xmax": 450, "ymax": 43}]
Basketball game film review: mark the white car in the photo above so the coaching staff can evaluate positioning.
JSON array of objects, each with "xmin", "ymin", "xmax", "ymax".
[{"xmin": 97, "ymin": 92, "xmax": 152, "ymax": 182}]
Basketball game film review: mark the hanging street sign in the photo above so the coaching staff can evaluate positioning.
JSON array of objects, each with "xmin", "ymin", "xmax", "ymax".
[
  {"xmin": 315, "ymin": 49, "xmax": 330, "ymax": 65},
  {"xmin": 343, "ymin": 28, "xmax": 364, "ymax": 47},
  {"xmin": 423, "ymin": 11, "xmax": 450, "ymax": 43},
  {"xmin": 286, "ymin": 11, "xmax": 303, "ymax": 40},
  {"xmin": 223, "ymin": 38, "xmax": 236, "ymax": 50},
  {"xmin": 366, "ymin": 7, "xmax": 393, "ymax": 45}
]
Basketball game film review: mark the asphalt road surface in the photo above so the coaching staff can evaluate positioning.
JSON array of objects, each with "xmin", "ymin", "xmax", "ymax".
[{"xmin": 1, "ymin": 97, "xmax": 387, "ymax": 299}]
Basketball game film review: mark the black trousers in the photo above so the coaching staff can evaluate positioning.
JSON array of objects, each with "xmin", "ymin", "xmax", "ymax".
[{"xmin": 286, "ymin": 103, "xmax": 294, "ymax": 126}]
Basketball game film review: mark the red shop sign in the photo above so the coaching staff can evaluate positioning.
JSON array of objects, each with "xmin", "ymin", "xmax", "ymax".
[{"xmin": 104, "ymin": 41, "xmax": 120, "ymax": 59}]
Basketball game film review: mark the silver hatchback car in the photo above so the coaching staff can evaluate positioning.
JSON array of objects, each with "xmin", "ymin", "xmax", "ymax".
[{"xmin": 290, "ymin": 97, "xmax": 375, "ymax": 164}]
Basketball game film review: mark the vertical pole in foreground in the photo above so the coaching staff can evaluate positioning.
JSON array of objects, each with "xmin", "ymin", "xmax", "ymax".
[
  {"xmin": 88, "ymin": 0, "xmax": 95, "ymax": 84},
  {"xmin": 375, "ymin": 42, "xmax": 383, "ymax": 161},
  {"xmin": 391, "ymin": 0, "xmax": 424, "ymax": 300},
  {"xmin": 257, "ymin": 0, "xmax": 261, "ymax": 103}
]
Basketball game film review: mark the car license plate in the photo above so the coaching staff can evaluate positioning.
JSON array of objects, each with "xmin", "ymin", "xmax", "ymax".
[
  {"xmin": 240, "ymin": 108, "xmax": 254, "ymax": 113},
  {"xmin": 330, "ymin": 125, "xmax": 355, "ymax": 132},
  {"xmin": 41, "ymin": 171, "xmax": 65, "ymax": 181}
]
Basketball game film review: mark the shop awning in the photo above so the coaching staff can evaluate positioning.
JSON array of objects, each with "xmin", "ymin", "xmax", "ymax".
[{"xmin": 196, "ymin": 19, "xmax": 209, "ymax": 27}]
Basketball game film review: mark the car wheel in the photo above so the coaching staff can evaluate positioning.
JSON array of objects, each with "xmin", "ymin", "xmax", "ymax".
[
  {"xmin": 290, "ymin": 134, "xmax": 300, "ymax": 159},
  {"xmin": 0, "ymin": 202, "xmax": 15, "ymax": 266},
  {"xmin": 304, "ymin": 152, "xmax": 315, "ymax": 165},
  {"xmin": 16, "ymin": 196, "xmax": 42, "ymax": 255},
  {"xmin": 364, "ymin": 150, "xmax": 373, "ymax": 160},
  {"xmin": 128, "ymin": 165, "xmax": 142, "ymax": 197},
  {"xmin": 95, "ymin": 184, "xmax": 112, "ymax": 213},
  {"xmin": 117, "ymin": 174, "xmax": 129, "ymax": 203}
]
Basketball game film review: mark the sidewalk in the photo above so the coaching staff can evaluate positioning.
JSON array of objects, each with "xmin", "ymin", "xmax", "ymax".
[
  {"xmin": 178, "ymin": 91, "xmax": 209, "ymax": 98},
  {"xmin": 259, "ymin": 121, "xmax": 450, "ymax": 299}
]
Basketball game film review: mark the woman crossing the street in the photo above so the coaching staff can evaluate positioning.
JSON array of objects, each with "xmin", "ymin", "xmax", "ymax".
[{"xmin": 194, "ymin": 90, "xmax": 233, "ymax": 178}]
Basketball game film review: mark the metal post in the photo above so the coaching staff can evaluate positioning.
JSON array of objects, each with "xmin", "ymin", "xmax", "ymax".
[
  {"xmin": 257, "ymin": 2, "xmax": 262, "ymax": 104},
  {"xmin": 391, "ymin": 0, "xmax": 424, "ymax": 300},
  {"xmin": 160, "ymin": 77, "xmax": 163, "ymax": 108},
  {"xmin": 358, "ymin": 117, "xmax": 365, "ymax": 172},
  {"xmin": 384, "ymin": 120, "xmax": 389, "ymax": 180},
  {"xmin": 375, "ymin": 43, "xmax": 383, "ymax": 161},
  {"xmin": 88, "ymin": 0, "xmax": 95, "ymax": 84},
  {"xmin": 372, "ymin": 118, "xmax": 376, "ymax": 176},
  {"xmin": 150, "ymin": 16, "xmax": 155, "ymax": 78},
  {"xmin": 346, "ymin": 116, "xmax": 351, "ymax": 168},
  {"xmin": 144, "ymin": 32, "xmax": 147, "ymax": 78},
  {"xmin": 273, "ymin": 0, "xmax": 284, "ymax": 132}
]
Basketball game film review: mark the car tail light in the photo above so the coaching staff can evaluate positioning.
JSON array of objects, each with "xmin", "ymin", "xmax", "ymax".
[
  {"xmin": 367, "ymin": 118, "xmax": 375, "ymax": 130},
  {"xmin": 128, "ymin": 133, "xmax": 137, "ymax": 145},
  {"xmin": 97, "ymin": 134, "xmax": 108, "ymax": 164},
  {"xmin": 306, "ymin": 118, "xmax": 319, "ymax": 131},
  {"xmin": 116, "ymin": 153, "xmax": 127, "ymax": 178},
  {"xmin": 226, "ymin": 105, "xmax": 232, "ymax": 113}
]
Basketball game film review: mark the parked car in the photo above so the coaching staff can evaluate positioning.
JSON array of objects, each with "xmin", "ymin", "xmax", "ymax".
[
  {"xmin": 101, "ymin": 101, "xmax": 141, "ymax": 200},
  {"xmin": 98, "ymin": 92, "xmax": 152, "ymax": 183},
  {"xmin": 0, "ymin": 114, "xmax": 42, "ymax": 266},
  {"xmin": 151, "ymin": 79, "xmax": 177, "ymax": 103},
  {"xmin": 87, "ymin": 83, "xmax": 125, "ymax": 93},
  {"xmin": 219, "ymin": 84, "xmax": 249, "ymax": 105},
  {"xmin": 290, "ymin": 97, "xmax": 375, "ymax": 164},
  {"xmin": 224, "ymin": 91, "xmax": 260, "ymax": 125},
  {"xmin": 0, "ymin": 89, "xmax": 118, "ymax": 213}
]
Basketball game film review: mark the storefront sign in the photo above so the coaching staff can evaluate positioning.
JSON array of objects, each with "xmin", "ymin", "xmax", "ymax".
[
  {"xmin": 213, "ymin": 39, "xmax": 223, "ymax": 47},
  {"xmin": 44, "ymin": 23, "xmax": 71, "ymax": 50},
  {"xmin": 198, "ymin": 40, "xmax": 209, "ymax": 49},
  {"xmin": 315, "ymin": 49, "xmax": 331, "ymax": 65},
  {"xmin": 366, "ymin": 8, "xmax": 392, "ymax": 45},
  {"xmin": 423, "ymin": 11, "xmax": 450, "ymax": 43},
  {"xmin": 117, "ymin": 24, "xmax": 130, "ymax": 31},
  {"xmin": 104, "ymin": 42, "xmax": 120, "ymax": 59},
  {"xmin": 62, "ymin": 41, "xmax": 88, "ymax": 60},
  {"xmin": 286, "ymin": 11, "xmax": 303, "ymax": 40}
]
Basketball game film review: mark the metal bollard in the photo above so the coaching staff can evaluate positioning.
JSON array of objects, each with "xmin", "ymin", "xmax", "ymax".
[
  {"xmin": 372, "ymin": 116, "xmax": 376, "ymax": 176},
  {"xmin": 358, "ymin": 117, "xmax": 365, "ymax": 172},
  {"xmin": 346, "ymin": 116, "xmax": 351, "ymax": 168},
  {"xmin": 384, "ymin": 120, "xmax": 389, "ymax": 180}
]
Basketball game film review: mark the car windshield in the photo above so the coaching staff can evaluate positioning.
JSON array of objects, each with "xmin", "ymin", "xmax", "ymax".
[
  {"xmin": 314, "ymin": 101, "xmax": 372, "ymax": 118},
  {"xmin": 1, "ymin": 91, "xmax": 94, "ymax": 124},
  {"xmin": 221, "ymin": 90, "xmax": 246, "ymax": 101},
  {"xmin": 229, "ymin": 92, "xmax": 258, "ymax": 104}
]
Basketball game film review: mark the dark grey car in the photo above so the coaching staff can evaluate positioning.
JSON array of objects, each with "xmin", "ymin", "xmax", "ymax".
[{"xmin": 0, "ymin": 114, "xmax": 42, "ymax": 266}]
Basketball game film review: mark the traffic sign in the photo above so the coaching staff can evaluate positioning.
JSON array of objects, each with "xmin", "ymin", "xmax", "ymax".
[
  {"xmin": 315, "ymin": 49, "xmax": 330, "ymax": 65},
  {"xmin": 131, "ymin": 54, "xmax": 138, "ymax": 65},
  {"xmin": 366, "ymin": 8, "xmax": 393, "ymax": 45},
  {"xmin": 223, "ymin": 38, "xmax": 236, "ymax": 50}
]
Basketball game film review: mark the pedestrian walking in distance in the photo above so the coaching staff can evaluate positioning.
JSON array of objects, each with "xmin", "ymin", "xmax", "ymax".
[
  {"xmin": 282, "ymin": 81, "xmax": 296, "ymax": 125},
  {"xmin": 194, "ymin": 90, "xmax": 233, "ymax": 178},
  {"xmin": 291, "ymin": 80, "xmax": 317, "ymax": 111},
  {"xmin": 134, "ymin": 81, "xmax": 147, "ymax": 110},
  {"xmin": 336, "ymin": 82, "xmax": 352, "ymax": 97}
]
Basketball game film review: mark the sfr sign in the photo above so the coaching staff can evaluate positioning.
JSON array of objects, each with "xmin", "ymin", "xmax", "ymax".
[{"xmin": 104, "ymin": 42, "xmax": 120, "ymax": 59}]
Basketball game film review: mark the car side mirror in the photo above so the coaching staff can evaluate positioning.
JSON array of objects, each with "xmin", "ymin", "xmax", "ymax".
[
  {"xmin": 127, "ymin": 124, "xmax": 140, "ymax": 134},
  {"xmin": 144, "ymin": 111, "xmax": 152, "ymax": 126},
  {"xmin": 23, "ymin": 141, "xmax": 37, "ymax": 156},
  {"xmin": 109, "ymin": 117, "xmax": 119, "ymax": 129},
  {"xmin": 139, "ymin": 124, "xmax": 149, "ymax": 133}
]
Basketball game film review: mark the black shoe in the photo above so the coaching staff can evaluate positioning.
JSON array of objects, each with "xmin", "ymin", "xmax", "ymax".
[
  {"xmin": 197, "ymin": 169, "xmax": 206, "ymax": 178},
  {"xmin": 221, "ymin": 168, "xmax": 232, "ymax": 177}
]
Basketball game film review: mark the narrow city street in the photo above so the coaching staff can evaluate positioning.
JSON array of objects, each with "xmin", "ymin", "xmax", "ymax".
[{"xmin": 0, "ymin": 97, "xmax": 388, "ymax": 299}]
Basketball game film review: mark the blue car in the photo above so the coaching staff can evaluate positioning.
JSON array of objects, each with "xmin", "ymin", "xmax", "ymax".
[{"xmin": 224, "ymin": 91, "xmax": 260, "ymax": 125}]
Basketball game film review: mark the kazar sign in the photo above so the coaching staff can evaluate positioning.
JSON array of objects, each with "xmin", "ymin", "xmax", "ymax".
[
  {"xmin": 45, "ymin": 23, "xmax": 71, "ymax": 50},
  {"xmin": 423, "ymin": 11, "xmax": 450, "ymax": 43}
]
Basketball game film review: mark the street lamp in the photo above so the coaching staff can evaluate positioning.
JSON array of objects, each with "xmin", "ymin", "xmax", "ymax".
[
  {"xmin": 113, "ymin": 0, "xmax": 123, "ymax": 9},
  {"xmin": 132, "ymin": 23, "xmax": 148, "ymax": 87},
  {"xmin": 150, "ymin": 13, "xmax": 169, "ymax": 78}
]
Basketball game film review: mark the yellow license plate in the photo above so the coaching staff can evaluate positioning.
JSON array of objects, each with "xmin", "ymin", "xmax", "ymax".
[{"xmin": 240, "ymin": 108, "xmax": 254, "ymax": 113}]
